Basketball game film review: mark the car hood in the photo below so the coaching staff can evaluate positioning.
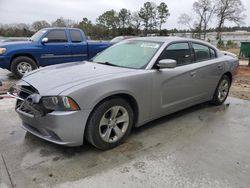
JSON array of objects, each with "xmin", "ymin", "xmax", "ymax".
[
  {"xmin": 0, "ymin": 40, "xmax": 34, "ymax": 48},
  {"xmin": 21, "ymin": 61, "xmax": 135, "ymax": 95}
]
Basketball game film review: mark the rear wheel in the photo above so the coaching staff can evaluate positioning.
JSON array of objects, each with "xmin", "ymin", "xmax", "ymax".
[
  {"xmin": 10, "ymin": 56, "xmax": 38, "ymax": 78},
  {"xmin": 85, "ymin": 98, "xmax": 133, "ymax": 150},
  {"xmin": 210, "ymin": 75, "xmax": 231, "ymax": 105}
]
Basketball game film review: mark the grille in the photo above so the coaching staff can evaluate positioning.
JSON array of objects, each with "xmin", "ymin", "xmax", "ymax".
[
  {"xmin": 18, "ymin": 85, "xmax": 38, "ymax": 99},
  {"xmin": 14, "ymin": 85, "xmax": 45, "ymax": 117}
]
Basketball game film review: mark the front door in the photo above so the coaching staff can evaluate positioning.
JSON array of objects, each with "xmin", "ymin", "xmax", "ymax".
[
  {"xmin": 151, "ymin": 42, "xmax": 209, "ymax": 118},
  {"xmin": 39, "ymin": 29, "xmax": 72, "ymax": 66}
]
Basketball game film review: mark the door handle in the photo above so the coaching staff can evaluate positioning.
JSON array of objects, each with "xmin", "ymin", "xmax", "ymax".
[
  {"xmin": 64, "ymin": 45, "xmax": 69, "ymax": 48},
  {"xmin": 190, "ymin": 71, "xmax": 196, "ymax": 77},
  {"xmin": 217, "ymin": 64, "xmax": 223, "ymax": 69}
]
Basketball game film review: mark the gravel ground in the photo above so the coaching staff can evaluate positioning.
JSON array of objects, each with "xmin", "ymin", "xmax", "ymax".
[{"xmin": 230, "ymin": 65, "xmax": 250, "ymax": 100}]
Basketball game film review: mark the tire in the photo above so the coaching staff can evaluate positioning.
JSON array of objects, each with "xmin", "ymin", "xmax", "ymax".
[
  {"xmin": 10, "ymin": 56, "xmax": 38, "ymax": 78},
  {"xmin": 85, "ymin": 98, "xmax": 134, "ymax": 150},
  {"xmin": 210, "ymin": 75, "xmax": 231, "ymax": 106}
]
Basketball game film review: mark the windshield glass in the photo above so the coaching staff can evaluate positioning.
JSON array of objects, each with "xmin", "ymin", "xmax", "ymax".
[
  {"xmin": 93, "ymin": 40, "xmax": 162, "ymax": 69},
  {"xmin": 30, "ymin": 29, "xmax": 47, "ymax": 41}
]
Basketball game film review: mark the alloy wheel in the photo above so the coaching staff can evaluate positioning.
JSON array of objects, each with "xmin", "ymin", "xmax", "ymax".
[
  {"xmin": 218, "ymin": 79, "xmax": 229, "ymax": 102},
  {"xmin": 99, "ymin": 106, "xmax": 129, "ymax": 143}
]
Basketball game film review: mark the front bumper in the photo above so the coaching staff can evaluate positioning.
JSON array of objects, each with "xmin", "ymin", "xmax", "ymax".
[
  {"xmin": 17, "ymin": 108, "xmax": 89, "ymax": 146},
  {"xmin": 10, "ymin": 83, "xmax": 91, "ymax": 147}
]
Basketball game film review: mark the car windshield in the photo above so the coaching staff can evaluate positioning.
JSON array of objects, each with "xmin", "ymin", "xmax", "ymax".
[
  {"xmin": 30, "ymin": 29, "xmax": 47, "ymax": 41},
  {"xmin": 93, "ymin": 40, "xmax": 162, "ymax": 69}
]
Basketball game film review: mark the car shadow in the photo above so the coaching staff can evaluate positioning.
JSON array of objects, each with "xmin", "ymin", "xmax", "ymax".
[{"xmin": 133, "ymin": 102, "xmax": 212, "ymax": 134}]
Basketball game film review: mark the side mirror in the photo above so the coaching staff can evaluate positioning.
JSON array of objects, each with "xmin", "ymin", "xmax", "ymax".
[
  {"xmin": 157, "ymin": 59, "xmax": 177, "ymax": 69},
  {"xmin": 41, "ymin": 37, "xmax": 48, "ymax": 44}
]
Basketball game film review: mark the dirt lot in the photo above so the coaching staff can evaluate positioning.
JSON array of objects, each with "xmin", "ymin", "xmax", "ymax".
[{"xmin": 230, "ymin": 65, "xmax": 250, "ymax": 100}]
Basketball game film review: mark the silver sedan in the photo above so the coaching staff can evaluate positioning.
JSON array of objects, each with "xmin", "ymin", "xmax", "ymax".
[{"xmin": 10, "ymin": 37, "xmax": 239, "ymax": 150}]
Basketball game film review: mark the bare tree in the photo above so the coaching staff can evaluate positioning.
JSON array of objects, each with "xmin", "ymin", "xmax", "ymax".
[
  {"xmin": 131, "ymin": 12, "xmax": 142, "ymax": 35},
  {"xmin": 178, "ymin": 13, "xmax": 193, "ymax": 30},
  {"xmin": 215, "ymin": 0, "xmax": 246, "ymax": 39},
  {"xmin": 193, "ymin": 0, "xmax": 214, "ymax": 39}
]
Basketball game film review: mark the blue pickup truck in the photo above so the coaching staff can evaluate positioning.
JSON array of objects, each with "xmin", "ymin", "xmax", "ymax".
[{"xmin": 0, "ymin": 28, "xmax": 112, "ymax": 78}]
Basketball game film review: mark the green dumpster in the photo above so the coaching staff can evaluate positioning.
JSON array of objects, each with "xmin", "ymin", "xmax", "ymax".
[{"xmin": 239, "ymin": 42, "xmax": 250, "ymax": 66}]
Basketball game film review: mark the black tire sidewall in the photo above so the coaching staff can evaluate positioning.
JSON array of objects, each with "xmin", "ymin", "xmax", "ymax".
[
  {"xmin": 86, "ymin": 98, "xmax": 134, "ymax": 150},
  {"xmin": 211, "ymin": 75, "xmax": 231, "ymax": 105},
  {"xmin": 11, "ymin": 56, "xmax": 37, "ymax": 78}
]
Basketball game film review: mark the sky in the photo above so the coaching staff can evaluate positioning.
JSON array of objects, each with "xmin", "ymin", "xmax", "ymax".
[{"xmin": 0, "ymin": 0, "xmax": 249, "ymax": 29}]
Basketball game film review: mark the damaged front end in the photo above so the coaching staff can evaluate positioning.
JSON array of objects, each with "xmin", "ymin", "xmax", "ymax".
[
  {"xmin": 8, "ymin": 83, "xmax": 49, "ymax": 118},
  {"xmin": 6, "ymin": 81, "xmax": 83, "ymax": 146},
  {"xmin": 8, "ymin": 82, "xmax": 81, "ymax": 118}
]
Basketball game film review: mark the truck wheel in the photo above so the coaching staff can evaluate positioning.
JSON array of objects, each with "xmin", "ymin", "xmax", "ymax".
[
  {"xmin": 85, "ymin": 98, "xmax": 133, "ymax": 150},
  {"xmin": 11, "ymin": 56, "xmax": 38, "ymax": 78}
]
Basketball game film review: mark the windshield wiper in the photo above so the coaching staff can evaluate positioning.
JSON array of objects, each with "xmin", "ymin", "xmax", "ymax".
[{"xmin": 95, "ymin": 61, "xmax": 119, "ymax": 67}]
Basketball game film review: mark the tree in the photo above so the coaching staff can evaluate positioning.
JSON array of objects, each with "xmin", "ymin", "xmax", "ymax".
[
  {"xmin": 118, "ymin": 8, "xmax": 131, "ymax": 31},
  {"xmin": 178, "ymin": 13, "xmax": 193, "ymax": 30},
  {"xmin": 32, "ymin": 20, "xmax": 50, "ymax": 31},
  {"xmin": 77, "ymin": 17, "xmax": 93, "ymax": 37},
  {"xmin": 139, "ymin": 2, "xmax": 157, "ymax": 35},
  {"xmin": 52, "ymin": 17, "xmax": 75, "ymax": 27},
  {"xmin": 215, "ymin": 0, "xmax": 246, "ymax": 40},
  {"xmin": 96, "ymin": 10, "xmax": 119, "ymax": 37},
  {"xmin": 193, "ymin": 0, "xmax": 214, "ymax": 39},
  {"xmin": 157, "ymin": 2, "xmax": 170, "ymax": 34},
  {"xmin": 96, "ymin": 10, "xmax": 119, "ymax": 30},
  {"xmin": 131, "ymin": 12, "xmax": 142, "ymax": 35}
]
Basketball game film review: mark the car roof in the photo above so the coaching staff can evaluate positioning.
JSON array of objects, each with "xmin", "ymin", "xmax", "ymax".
[
  {"xmin": 44, "ymin": 27, "xmax": 82, "ymax": 31},
  {"xmin": 129, "ymin": 36, "xmax": 216, "ymax": 49}
]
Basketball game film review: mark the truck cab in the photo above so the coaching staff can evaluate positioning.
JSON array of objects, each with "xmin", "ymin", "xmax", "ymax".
[{"xmin": 0, "ymin": 27, "xmax": 112, "ymax": 78}]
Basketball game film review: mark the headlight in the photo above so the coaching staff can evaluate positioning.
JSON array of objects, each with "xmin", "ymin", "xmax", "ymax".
[
  {"xmin": 0, "ymin": 48, "xmax": 6, "ymax": 54},
  {"xmin": 42, "ymin": 96, "xmax": 80, "ymax": 111}
]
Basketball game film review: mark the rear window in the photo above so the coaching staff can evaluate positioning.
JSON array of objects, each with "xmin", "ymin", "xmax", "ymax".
[
  {"xmin": 193, "ymin": 43, "xmax": 211, "ymax": 61},
  {"xmin": 210, "ymin": 48, "xmax": 216, "ymax": 58},
  {"xmin": 70, "ymin": 30, "xmax": 83, "ymax": 43}
]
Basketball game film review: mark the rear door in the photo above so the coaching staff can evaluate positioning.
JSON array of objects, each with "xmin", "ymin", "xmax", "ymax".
[
  {"xmin": 69, "ymin": 30, "xmax": 88, "ymax": 61},
  {"xmin": 190, "ymin": 42, "xmax": 224, "ymax": 97},
  {"xmin": 39, "ymin": 29, "xmax": 72, "ymax": 66}
]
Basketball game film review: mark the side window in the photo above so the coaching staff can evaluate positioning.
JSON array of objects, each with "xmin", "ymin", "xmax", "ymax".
[
  {"xmin": 70, "ymin": 30, "xmax": 83, "ymax": 43},
  {"xmin": 46, "ymin": 30, "xmax": 67, "ymax": 43},
  {"xmin": 210, "ymin": 48, "xmax": 216, "ymax": 58},
  {"xmin": 158, "ymin": 42, "xmax": 192, "ymax": 66},
  {"xmin": 193, "ymin": 43, "xmax": 211, "ymax": 61}
]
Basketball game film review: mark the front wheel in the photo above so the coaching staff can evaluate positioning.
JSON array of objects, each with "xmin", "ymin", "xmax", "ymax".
[
  {"xmin": 85, "ymin": 98, "xmax": 134, "ymax": 150},
  {"xmin": 10, "ymin": 56, "xmax": 38, "ymax": 78},
  {"xmin": 210, "ymin": 75, "xmax": 231, "ymax": 105}
]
